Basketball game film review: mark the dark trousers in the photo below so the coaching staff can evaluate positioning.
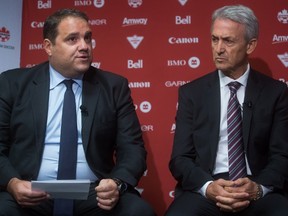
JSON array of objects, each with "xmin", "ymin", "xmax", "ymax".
[
  {"xmin": 0, "ymin": 183, "xmax": 155, "ymax": 216},
  {"xmin": 165, "ymin": 191, "xmax": 288, "ymax": 216}
]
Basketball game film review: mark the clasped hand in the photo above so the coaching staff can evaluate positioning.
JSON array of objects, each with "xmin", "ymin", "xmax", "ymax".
[{"xmin": 206, "ymin": 177, "xmax": 259, "ymax": 213}]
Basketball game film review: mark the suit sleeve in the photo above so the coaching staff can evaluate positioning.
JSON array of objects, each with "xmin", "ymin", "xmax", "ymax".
[
  {"xmin": 110, "ymin": 78, "xmax": 147, "ymax": 187},
  {"xmin": 169, "ymin": 85, "xmax": 213, "ymax": 192},
  {"xmin": 0, "ymin": 72, "xmax": 22, "ymax": 188}
]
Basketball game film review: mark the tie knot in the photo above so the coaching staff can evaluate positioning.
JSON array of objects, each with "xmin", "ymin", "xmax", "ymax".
[
  {"xmin": 228, "ymin": 81, "xmax": 241, "ymax": 94},
  {"xmin": 63, "ymin": 79, "xmax": 74, "ymax": 90}
]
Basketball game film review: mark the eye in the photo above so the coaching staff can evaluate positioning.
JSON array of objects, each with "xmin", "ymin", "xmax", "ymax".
[
  {"xmin": 84, "ymin": 33, "xmax": 92, "ymax": 43},
  {"xmin": 85, "ymin": 35, "xmax": 92, "ymax": 43},
  {"xmin": 224, "ymin": 38, "xmax": 234, "ymax": 46},
  {"xmin": 67, "ymin": 36, "xmax": 78, "ymax": 44},
  {"xmin": 211, "ymin": 36, "xmax": 219, "ymax": 44}
]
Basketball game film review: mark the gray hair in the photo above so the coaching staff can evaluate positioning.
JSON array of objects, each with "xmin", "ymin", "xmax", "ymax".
[{"xmin": 211, "ymin": 5, "xmax": 259, "ymax": 41}]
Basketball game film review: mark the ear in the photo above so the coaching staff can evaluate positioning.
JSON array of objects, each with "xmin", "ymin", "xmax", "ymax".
[
  {"xmin": 246, "ymin": 38, "xmax": 257, "ymax": 55},
  {"xmin": 43, "ymin": 39, "xmax": 53, "ymax": 56}
]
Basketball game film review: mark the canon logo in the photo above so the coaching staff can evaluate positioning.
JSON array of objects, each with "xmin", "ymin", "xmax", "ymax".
[
  {"xmin": 129, "ymin": 82, "xmax": 151, "ymax": 88},
  {"xmin": 169, "ymin": 37, "xmax": 199, "ymax": 44},
  {"xmin": 169, "ymin": 190, "xmax": 175, "ymax": 198},
  {"xmin": 31, "ymin": 21, "xmax": 44, "ymax": 28}
]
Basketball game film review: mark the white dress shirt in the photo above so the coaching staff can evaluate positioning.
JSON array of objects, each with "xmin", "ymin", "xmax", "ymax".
[{"xmin": 37, "ymin": 65, "xmax": 97, "ymax": 181}]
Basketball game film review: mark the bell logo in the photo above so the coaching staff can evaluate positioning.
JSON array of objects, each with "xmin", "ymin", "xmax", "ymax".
[
  {"xmin": 175, "ymin": 16, "xmax": 191, "ymax": 25},
  {"xmin": 128, "ymin": 59, "xmax": 143, "ymax": 69},
  {"xmin": 37, "ymin": 0, "xmax": 51, "ymax": 9},
  {"xmin": 127, "ymin": 35, "xmax": 144, "ymax": 49}
]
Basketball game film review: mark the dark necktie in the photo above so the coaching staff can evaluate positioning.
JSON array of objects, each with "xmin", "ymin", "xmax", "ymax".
[
  {"xmin": 53, "ymin": 79, "xmax": 78, "ymax": 216},
  {"xmin": 227, "ymin": 81, "xmax": 247, "ymax": 180}
]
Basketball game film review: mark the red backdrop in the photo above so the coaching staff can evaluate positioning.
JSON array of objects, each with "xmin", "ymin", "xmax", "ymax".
[{"xmin": 20, "ymin": 0, "xmax": 288, "ymax": 215}]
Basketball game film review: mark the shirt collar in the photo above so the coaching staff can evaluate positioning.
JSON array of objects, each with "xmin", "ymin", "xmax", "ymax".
[
  {"xmin": 218, "ymin": 64, "xmax": 250, "ymax": 88},
  {"xmin": 49, "ymin": 64, "xmax": 83, "ymax": 90}
]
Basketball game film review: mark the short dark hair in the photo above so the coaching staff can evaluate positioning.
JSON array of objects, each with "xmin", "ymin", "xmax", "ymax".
[{"xmin": 43, "ymin": 8, "xmax": 89, "ymax": 44}]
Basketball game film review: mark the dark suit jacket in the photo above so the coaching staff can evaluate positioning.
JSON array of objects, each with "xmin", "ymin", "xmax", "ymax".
[
  {"xmin": 169, "ymin": 69, "xmax": 288, "ymax": 194},
  {"xmin": 0, "ymin": 61, "xmax": 146, "ymax": 189}
]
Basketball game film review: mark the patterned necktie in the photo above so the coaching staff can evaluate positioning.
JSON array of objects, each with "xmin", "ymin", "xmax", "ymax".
[
  {"xmin": 227, "ymin": 81, "xmax": 246, "ymax": 180},
  {"xmin": 53, "ymin": 79, "xmax": 78, "ymax": 216}
]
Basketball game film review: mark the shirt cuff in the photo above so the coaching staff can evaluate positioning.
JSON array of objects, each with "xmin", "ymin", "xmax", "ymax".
[{"xmin": 198, "ymin": 181, "xmax": 213, "ymax": 197}]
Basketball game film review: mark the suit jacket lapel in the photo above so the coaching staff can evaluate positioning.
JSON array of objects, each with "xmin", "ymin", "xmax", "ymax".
[
  {"xmin": 242, "ymin": 69, "xmax": 263, "ymax": 149},
  {"xmin": 207, "ymin": 71, "xmax": 221, "ymax": 169},
  {"xmin": 81, "ymin": 68, "xmax": 100, "ymax": 152},
  {"xmin": 30, "ymin": 63, "xmax": 50, "ymax": 149}
]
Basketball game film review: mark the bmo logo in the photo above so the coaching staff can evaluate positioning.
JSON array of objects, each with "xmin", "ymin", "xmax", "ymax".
[
  {"xmin": 128, "ymin": 59, "xmax": 143, "ymax": 69},
  {"xmin": 175, "ymin": 15, "xmax": 191, "ymax": 25},
  {"xmin": 167, "ymin": 56, "xmax": 200, "ymax": 68},
  {"xmin": 135, "ymin": 101, "xmax": 152, "ymax": 113}
]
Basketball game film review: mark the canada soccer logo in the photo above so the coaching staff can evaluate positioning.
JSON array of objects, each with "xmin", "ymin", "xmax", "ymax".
[
  {"xmin": 277, "ymin": 9, "xmax": 288, "ymax": 24},
  {"xmin": 0, "ymin": 27, "xmax": 10, "ymax": 42},
  {"xmin": 128, "ymin": 0, "xmax": 142, "ymax": 8}
]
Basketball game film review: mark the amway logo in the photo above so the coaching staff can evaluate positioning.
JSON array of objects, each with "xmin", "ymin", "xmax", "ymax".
[
  {"xmin": 277, "ymin": 53, "xmax": 288, "ymax": 67},
  {"xmin": 272, "ymin": 34, "xmax": 288, "ymax": 44},
  {"xmin": 122, "ymin": 18, "xmax": 148, "ymax": 27},
  {"xmin": 127, "ymin": 35, "xmax": 144, "ymax": 49}
]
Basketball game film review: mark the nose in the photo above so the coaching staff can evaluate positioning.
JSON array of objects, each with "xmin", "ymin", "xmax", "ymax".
[
  {"xmin": 215, "ymin": 41, "xmax": 225, "ymax": 54},
  {"xmin": 79, "ymin": 38, "xmax": 89, "ymax": 50}
]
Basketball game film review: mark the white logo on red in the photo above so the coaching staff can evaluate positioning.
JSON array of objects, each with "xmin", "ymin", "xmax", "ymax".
[
  {"xmin": 178, "ymin": 0, "xmax": 188, "ymax": 6},
  {"xmin": 128, "ymin": 0, "xmax": 142, "ymax": 8},
  {"xmin": 37, "ymin": 0, "xmax": 52, "ymax": 9},
  {"xmin": 94, "ymin": 0, "xmax": 105, "ymax": 8},
  {"xmin": 278, "ymin": 9, "xmax": 288, "ymax": 24},
  {"xmin": 127, "ymin": 35, "xmax": 144, "ymax": 49},
  {"xmin": 277, "ymin": 53, "xmax": 288, "ymax": 67},
  {"xmin": 139, "ymin": 101, "xmax": 152, "ymax": 113}
]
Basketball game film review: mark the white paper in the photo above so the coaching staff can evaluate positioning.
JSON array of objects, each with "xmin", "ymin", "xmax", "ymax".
[{"xmin": 32, "ymin": 180, "xmax": 91, "ymax": 200}]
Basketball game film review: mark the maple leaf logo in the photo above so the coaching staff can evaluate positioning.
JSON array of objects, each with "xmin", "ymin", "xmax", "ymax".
[{"xmin": 0, "ymin": 27, "xmax": 10, "ymax": 42}]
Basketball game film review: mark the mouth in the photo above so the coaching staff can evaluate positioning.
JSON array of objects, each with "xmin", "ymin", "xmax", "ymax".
[
  {"xmin": 215, "ymin": 57, "xmax": 227, "ymax": 62},
  {"xmin": 77, "ymin": 56, "xmax": 90, "ymax": 61}
]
